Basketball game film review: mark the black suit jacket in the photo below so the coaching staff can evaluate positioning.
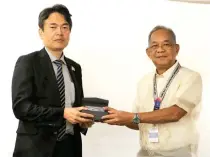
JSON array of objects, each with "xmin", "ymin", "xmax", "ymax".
[{"xmin": 12, "ymin": 48, "xmax": 86, "ymax": 157}]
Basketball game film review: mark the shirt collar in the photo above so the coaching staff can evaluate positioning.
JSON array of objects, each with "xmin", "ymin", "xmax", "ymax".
[
  {"xmin": 155, "ymin": 61, "xmax": 179, "ymax": 78},
  {"xmin": 45, "ymin": 47, "xmax": 66, "ymax": 65}
]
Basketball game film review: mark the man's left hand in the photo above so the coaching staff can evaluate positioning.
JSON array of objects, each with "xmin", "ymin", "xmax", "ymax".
[{"xmin": 101, "ymin": 107, "xmax": 133, "ymax": 126}]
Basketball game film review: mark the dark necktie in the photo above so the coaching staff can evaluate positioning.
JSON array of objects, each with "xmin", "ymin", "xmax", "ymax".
[{"xmin": 54, "ymin": 60, "xmax": 66, "ymax": 141}]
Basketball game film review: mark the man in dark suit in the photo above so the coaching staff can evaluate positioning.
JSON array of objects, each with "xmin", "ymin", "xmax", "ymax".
[{"xmin": 12, "ymin": 4, "xmax": 94, "ymax": 157}]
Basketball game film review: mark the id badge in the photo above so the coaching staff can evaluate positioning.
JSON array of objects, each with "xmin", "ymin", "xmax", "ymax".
[{"xmin": 148, "ymin": 127, "xmax": 159, "ymax": 143}]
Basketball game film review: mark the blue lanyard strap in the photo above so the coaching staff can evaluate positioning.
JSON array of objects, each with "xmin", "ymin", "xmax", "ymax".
[{"xmin": 153, "ymin": 63, "xmax": 181, "ymax": 110}]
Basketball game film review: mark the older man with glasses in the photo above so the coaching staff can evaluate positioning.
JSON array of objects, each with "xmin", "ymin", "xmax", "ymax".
[{"xmin": 102, "ymin": 25, "xmax": 202, "ymax": 157}]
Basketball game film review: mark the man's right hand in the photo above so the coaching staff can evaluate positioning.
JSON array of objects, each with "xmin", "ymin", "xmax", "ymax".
[{"xmin": 64, "ymin": 107, "xmax": 94, "ymax": 124}]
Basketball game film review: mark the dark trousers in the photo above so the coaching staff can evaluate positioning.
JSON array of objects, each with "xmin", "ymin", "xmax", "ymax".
[{"xmin": 52, "ymin": 135, "xmax": 77, "ymax": 157}]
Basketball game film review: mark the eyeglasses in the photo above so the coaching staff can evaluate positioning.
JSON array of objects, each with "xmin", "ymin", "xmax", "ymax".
[{"xmin": 148, "ymin": 43, "xmax": 175, "ymax": 51}]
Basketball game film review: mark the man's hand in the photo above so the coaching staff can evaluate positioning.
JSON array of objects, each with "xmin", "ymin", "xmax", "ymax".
[
  {"xmin": 64, "ymin": 107, "xmax": 94, "ymax": 124},
  {"xmin": 101, "ymin": 107, "xmax": 133, "ymax": 126},
  {"xmin": 79, "ymin": 121, "xmax": 94, "ymax": 128}
]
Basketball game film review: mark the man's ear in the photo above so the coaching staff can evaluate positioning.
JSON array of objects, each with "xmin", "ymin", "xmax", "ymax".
[
  {"xmin": 146, "ymin": 48, "xmax": 152, "ymax": 59},
  {"xmin": 39, "ymin": 28, "xmax": 44, "ymax": 40},
  {"xmin": 175, "ymin": 44, "xmax": 180, "ymax": 56}
]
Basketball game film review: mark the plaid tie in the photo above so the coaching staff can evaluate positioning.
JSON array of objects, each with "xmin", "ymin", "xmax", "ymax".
[{"xmin": 54, "ymin": 60, "xmax": 66, "ymax": 141}]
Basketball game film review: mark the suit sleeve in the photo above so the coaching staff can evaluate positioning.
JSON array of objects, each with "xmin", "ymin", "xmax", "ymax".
[{"xmin": 12, "ymin": 55, "xmax": 64, "ymax": 124}]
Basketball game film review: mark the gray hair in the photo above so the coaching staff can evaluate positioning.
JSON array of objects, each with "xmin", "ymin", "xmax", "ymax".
[{"xmin": 148, "ymin": 25, "xmax": 176, "ymax": 45}]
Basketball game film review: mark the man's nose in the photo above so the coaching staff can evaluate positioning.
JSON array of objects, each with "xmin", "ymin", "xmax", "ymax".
[
  {"xmin": 56, "ymin": 27, "xmax": 63, "ymax": 35},
  {"xmin": 156, "ymin": 45, "xmax": 165, "ymax": 53}
]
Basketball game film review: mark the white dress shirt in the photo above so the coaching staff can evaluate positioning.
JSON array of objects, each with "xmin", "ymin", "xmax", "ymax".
[{"xmin": 45, "ymin": 48, "xmax": 75, "ymax": 134}]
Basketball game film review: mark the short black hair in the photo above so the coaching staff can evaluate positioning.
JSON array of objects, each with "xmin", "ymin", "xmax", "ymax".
[
  {"xmin": 38, "ymin": 4, "xmax": 72, "ymax": 30},
  {"xmin": 148, "ymin": 25, "xmax": 176, "ymax": 45}
]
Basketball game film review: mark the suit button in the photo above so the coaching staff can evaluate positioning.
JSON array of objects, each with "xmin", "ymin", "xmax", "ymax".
[{"xmin": 53, "ymin": 132, "xmax": 57, "ymax": 135}]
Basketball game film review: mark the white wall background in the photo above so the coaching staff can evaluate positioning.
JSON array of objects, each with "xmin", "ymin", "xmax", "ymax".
[{"xmin": 0, "ymin": 0, "xmax": 210, "ymax": 156}]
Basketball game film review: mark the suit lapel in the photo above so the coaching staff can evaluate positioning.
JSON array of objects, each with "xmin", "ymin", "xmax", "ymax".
[
  {"xmin": 38, "ymin": 48, "xmax": 61, "ymax": 106},
  {"xmin": 38, "ymin": 49, "xmax": 80, "ymax": 107},
  {"xmin": 65, "ymin": 58, "xmax": 80, "ymax": 106}
]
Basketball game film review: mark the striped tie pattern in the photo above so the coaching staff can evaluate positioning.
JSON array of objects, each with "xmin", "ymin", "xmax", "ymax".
[{"xmin": 54, "ymin": 60, "xmax": 66, "ymax": 141}]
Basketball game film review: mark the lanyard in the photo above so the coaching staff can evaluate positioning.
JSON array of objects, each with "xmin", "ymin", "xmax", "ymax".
[{"xmin": 153, "ymin": 63, "xmax": 181, "ymax": 110}]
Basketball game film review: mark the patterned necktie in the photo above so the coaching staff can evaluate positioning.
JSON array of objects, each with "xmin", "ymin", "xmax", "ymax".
[{"xmin": 54, "ymin": 60, "xmax": 66, "ymax": 141}]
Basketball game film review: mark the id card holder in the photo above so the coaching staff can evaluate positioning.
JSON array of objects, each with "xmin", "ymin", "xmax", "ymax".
[{"xmin": 148, "ymin": 126, "xmax": 159, "ymax": 143}]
